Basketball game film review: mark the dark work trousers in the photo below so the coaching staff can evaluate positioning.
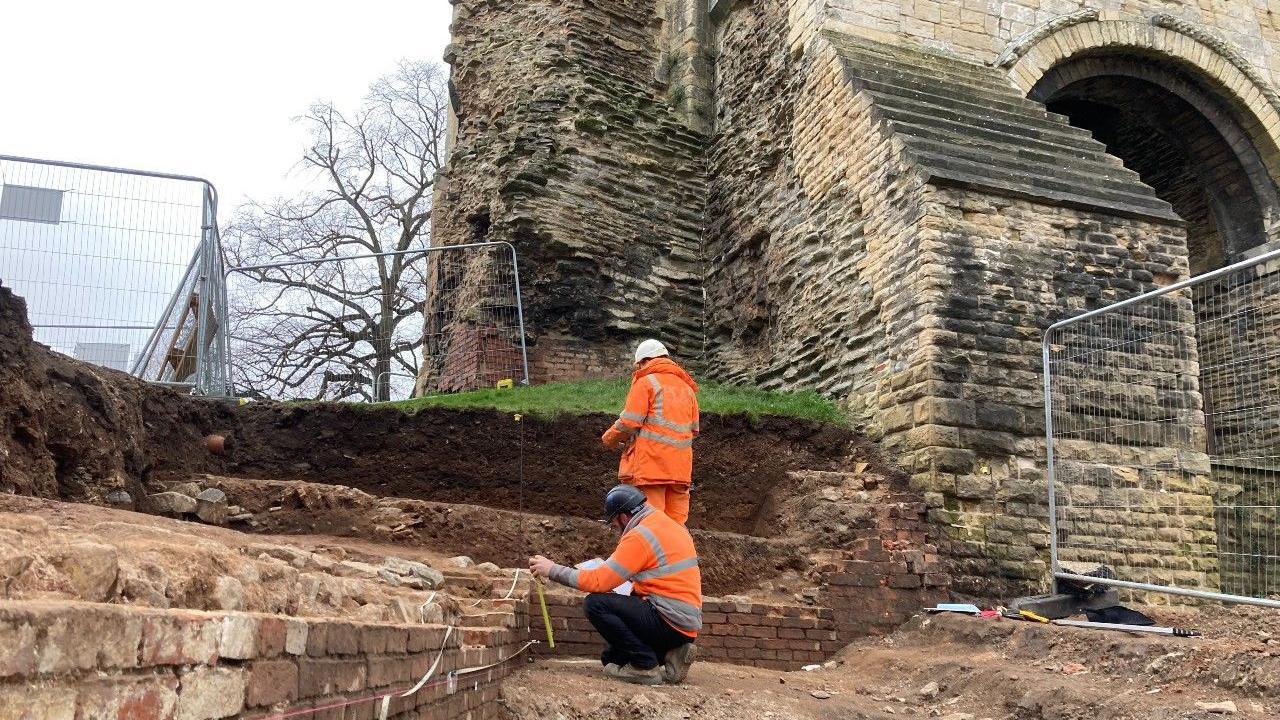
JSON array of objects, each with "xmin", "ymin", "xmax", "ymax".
[{"xmin": 583, "ymin": 592, "xmax": 692, "ymax": 670}]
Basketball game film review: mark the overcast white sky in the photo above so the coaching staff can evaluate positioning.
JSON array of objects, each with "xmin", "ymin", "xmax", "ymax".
[{"xmin": 0, "ymin": 0, "xmax": 453, "ymax": 218}]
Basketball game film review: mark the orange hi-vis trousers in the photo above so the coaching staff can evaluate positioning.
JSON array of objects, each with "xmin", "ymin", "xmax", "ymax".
[{"xmin": 638, "ymin": 483, "xmax": 691, "ymax": 525}]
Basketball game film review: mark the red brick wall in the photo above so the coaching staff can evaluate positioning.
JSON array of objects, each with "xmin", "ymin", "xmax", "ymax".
[
  {"xmin": 818, "ymin": 502, "xmax": 951, "ymax": 640},
  {"xmin": 536, "ymin": 592, "xmax": 841, "ymax": 671},
  {"xmin": 533, "ymin": 502, "xmax": 949, "ymax": 671},
  {"xmin": 0, "ymin": 600, "xmax": 528, "ymax": 720}
]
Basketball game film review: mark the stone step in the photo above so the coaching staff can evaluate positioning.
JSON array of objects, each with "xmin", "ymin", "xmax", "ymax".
[
  {"xmin": 826, "ymin": 32, "xmax": 1012, "ymax": 91},
  {"xmin": 887, "ymin": 118, "xmax": 1126, "ymax": 169},
  {"xmin": 918, "ymin": 158, "xmax": 1179, "ymax": 221},
  {"xmin": 861, "ymin": 87, "xmax": 1101, "ymax": 145},
  {"xmin": 852, "ymin": 69, "xmax": 1053, "ymax": 119},
  {"xmin": 833, "ymin": 48, "xmax": 1016, "ymax": 95},
  {"xmin": 904, "ymin": 135, "xmax": 1153, "ymax": 196},
  {"xmin": 870, "ymin": 101, "xmax": 1104, "ymax": 156},
  {"xmin": 911, "ymin": 148, "xmax": 1172, "ymax": 212}
]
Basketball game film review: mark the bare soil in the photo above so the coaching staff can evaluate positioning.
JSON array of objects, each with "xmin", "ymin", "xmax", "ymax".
[
  {"xmin": 173, "ymin": 474, "xmax": 811, "ymax": 597},
  {"xmin": 502, "ymin": 612, "xmax": 1280, "ymax": 720},
  {"xmin": 1, "ymin": 281, "xmax": 887, "ymax": 536},
  {"xmin": 219, "ymin": 403, "xmax": 865, "ymax": 534},
  {"xmin": 0, "ymin": 284, "xmax": 226, "ymax": 502}
]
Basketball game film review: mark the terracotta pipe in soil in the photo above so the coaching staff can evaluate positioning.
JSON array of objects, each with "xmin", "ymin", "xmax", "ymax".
[{"xmin": 205, "ymin": 434, "xmax": 226, "ymax": 455}]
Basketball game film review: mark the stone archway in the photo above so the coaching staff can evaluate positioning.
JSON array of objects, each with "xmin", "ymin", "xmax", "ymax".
[
  {"xmin": 1002, "ymin": 17, "xmax": 1280, "ymax": 249},
  {"xmin": 1031, "ymin": 54, "xmax": 1278, "ymax": 273}
]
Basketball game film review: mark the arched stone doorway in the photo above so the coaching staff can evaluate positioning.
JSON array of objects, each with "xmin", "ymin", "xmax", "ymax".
[{"xmin": 1030, "ymin": 54, "xmax": 1279, "ymax": 274}]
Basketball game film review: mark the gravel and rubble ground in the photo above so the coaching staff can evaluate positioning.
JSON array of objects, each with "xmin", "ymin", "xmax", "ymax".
[
  {"xmin": 6, "ymin": 462, "xmax": 1280, "ymax": 720},
  {"xmin": 0, "ymin": 493, "xmax": 522, "ymax": 629},
  {"xmin": 504, "ymin": 611, "xmax": 1280, "ymax": 720}
]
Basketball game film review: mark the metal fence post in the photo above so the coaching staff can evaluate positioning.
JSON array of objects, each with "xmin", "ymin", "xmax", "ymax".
[
  {"xmin": 1042, "ymin": 336, "xmax": 1060, "ymax": 594},
  {"xmin": 503, "ymin": 241, "xmax": 532, "ymax": 386},
  {"xmin": 194, "ymin": 185, "xmax": 214, "ymax": 395}
]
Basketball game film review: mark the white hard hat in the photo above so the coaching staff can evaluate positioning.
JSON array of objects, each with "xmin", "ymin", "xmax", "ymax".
[{"xmin": 634, "ymin": 339, "xmax": 669, "ymax": 363}]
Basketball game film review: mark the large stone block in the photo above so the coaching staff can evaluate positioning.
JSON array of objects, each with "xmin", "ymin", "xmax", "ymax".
[
  {"xmin": 48, "ymin": 542, "xmax": 119, "ymax": 602},
  {"xmin": 141, "ymin": 612, "xmax": 220, "ymax": 667},
  {"xmin": 246, "ymin": 659, "xmax": 299, "ymax": 708},
  {"xmin": 0, "ymin": 683, "xmax": 77, "ymax": 720},
  {"xmin": 219, "ymin": 615, "xmax": 259, "ymax": 660},
  {"xmin": 177, "ymin": 667, "xmax": 246, "ymax": 720},
  {"xmin": 76, "ymin": 674, "xmax": 180, "ymax": 720}
]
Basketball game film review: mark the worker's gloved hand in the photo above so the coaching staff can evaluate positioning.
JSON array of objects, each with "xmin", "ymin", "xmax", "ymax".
[
  {"xmin": 528, "ymin": 555, "xmax": 555, "ymax": 579},
  {"xmin": 602, "ymin": 436, "xmax": 625, "ymax": 451}
]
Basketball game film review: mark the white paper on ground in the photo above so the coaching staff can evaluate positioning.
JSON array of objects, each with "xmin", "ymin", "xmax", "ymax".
[{"xmin": 577, "ymin": 558, "xmax": 633, "ymax": 595}]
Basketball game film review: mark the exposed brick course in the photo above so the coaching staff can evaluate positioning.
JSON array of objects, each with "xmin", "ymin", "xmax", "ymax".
[{"xmin": 0, "ymin": 600, "xmax": 523, "ymax": 720}]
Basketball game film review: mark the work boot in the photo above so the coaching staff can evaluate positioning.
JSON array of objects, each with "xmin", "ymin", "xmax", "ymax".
[
  {"xmin": 602, "ymin": 663, "xmax": 621, "ymax": 678},
  {"xmin": 613, "ymin": 664, "xmax": 662, "ymax": 685},
  {"xmin": 662, "ymin": 643, "xmax": 697, "ymax": 684}
]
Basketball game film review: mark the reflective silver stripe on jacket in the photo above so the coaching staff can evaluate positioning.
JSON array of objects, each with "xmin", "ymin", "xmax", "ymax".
[
  {"xmin": 633, "ymin": 525, "xmax": 667, "ymax": 566},
  {"xmin": 605, "ymin": 558, "xmax": 631, "ymax": 580},
  {"xmin": 623, "ymin": 504, "xmax": 654, "ymax": 534},
  {"xmin": 645, "ymin": 375, "xmax": 697, "ymax": 433},
  {"xmin": 612, "ymin": 419, "xmax": 639, "ymax": 435},
  {"xmin": 649, "ymin": 594, "xmax": 703, "ymax": 632},
  {"xmin": 620, "ymin": 411, "xmax": 646, "ymax": 424},
  {"xmin": 631, "ymin": 556, "xmax": 699, "ymax": 582},
  {"xmin": 637, "ymin": 429, "xmax": 693, "ymax": 448},
  {"xmin": 548, "ymin": 564, "xmax": 579, "ymax": 588}
]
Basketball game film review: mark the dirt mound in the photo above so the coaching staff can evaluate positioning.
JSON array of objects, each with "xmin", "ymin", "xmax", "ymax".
[{"xmin": 0, "ymin": 283, "xmax": 226, "ymax": 502}]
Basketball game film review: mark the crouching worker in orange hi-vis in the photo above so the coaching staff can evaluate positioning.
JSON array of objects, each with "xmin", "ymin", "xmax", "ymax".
[
  {"xmin": 601, "ymin": 339, "xmax": 700, "ymax": 525},
  {"xmin": 528, "ymin": 485, "xmax": 700, "ymax": 686}
]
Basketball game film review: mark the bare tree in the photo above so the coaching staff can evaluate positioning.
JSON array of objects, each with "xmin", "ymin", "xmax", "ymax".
[{"xmin": 225, "ymin": 60, "xmax": 448, "ymax": 402}]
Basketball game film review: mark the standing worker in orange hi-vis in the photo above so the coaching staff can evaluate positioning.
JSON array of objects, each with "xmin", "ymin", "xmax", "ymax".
[{"xmin": 601, "ymin": 339, "xmax": 699, "ymax": 525}]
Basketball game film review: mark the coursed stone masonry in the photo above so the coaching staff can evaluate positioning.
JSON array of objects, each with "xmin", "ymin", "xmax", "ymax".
[{"xmin": 436, "ymin": 0, "xmax": 1280, "ymax": 596}]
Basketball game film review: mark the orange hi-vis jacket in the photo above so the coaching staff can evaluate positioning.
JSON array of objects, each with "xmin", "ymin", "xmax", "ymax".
[
  {"xmin": 547, "ymin": 504, "xmax": 703, "ymax": 637},
  {"xmin": 601, "ymin": 358, "xmax": 700, "ymax": 486}
]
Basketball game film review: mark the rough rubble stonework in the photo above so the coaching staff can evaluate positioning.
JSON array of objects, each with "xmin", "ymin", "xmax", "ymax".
[{"xmin": 433, "ymin": 0, "xmax": 1280, "ymax": 596}]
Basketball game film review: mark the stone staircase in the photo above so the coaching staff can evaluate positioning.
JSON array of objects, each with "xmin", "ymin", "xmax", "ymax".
[{"xmin": 822, "ymin": 31, "xmax": 1179, "ymax": 223}]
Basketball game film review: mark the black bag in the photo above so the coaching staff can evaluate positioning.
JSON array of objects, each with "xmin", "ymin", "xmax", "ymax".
[{"xmin": 1083, "ymin": 606, "xmax": 1156, "ymax": 626}]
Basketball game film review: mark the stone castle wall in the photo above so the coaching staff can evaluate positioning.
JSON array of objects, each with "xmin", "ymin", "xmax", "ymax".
[
  {"xmin": 702, "ymin": 0, "xmax": 930, "ymax": 430},
  {"xmin": 820, "ymin": 0, "xmax": 1280, "ymax": 84},
  {"xmin": 436, "ymin": 0, "xmax": 1280, "ymax": 596},
  {"xmin": 426, "ymin": 0, "xmax": 708, "ymax": 385}
]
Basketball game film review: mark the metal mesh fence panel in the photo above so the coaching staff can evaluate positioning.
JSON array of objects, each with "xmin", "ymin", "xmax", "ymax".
[
  {"xmin": 226, "ymin": 242, "xmax": 527, "ymax": 402},
  {"xmin": 0, "ymin": 155, "xmax": 226, "ymax": 393},
  {"xmin": 1045, "ymin": 248, "xmax": 1280, "ymax": 607}
]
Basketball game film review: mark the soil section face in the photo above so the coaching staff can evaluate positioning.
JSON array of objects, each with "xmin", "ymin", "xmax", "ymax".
[
  {"xmin": 2, "ymin": 281, "xmax": 879, "ymax": 537},
  {"xmin": 219, "ymin": 403, "xmax": 865, "ymax": 534}
]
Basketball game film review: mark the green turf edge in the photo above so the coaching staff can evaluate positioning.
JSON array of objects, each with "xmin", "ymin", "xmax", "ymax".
[{"xmin": 376, "ymin": 378, "xmax": 849, "ymax": 425}]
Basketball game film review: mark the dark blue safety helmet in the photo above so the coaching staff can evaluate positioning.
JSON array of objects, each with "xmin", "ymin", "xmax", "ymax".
[{"xmin": 604, "ymin": 485, "xmax": 646, "ymax": 521}]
